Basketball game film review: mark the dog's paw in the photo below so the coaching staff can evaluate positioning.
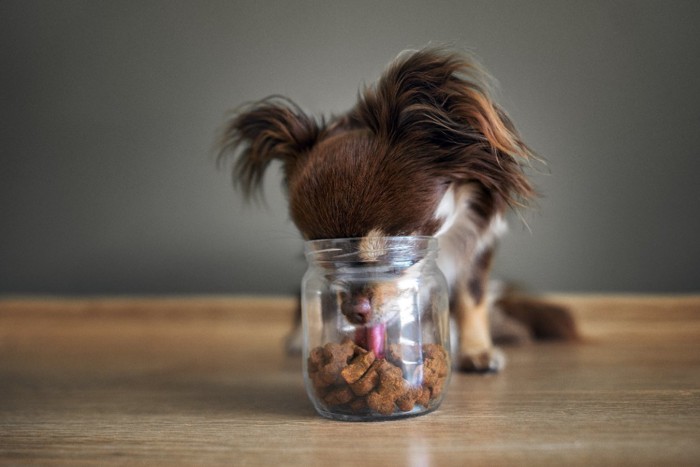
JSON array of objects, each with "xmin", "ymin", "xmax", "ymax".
[{"xmin": 458, "ymin": 347, "xmax": 506, "ymax": 373}]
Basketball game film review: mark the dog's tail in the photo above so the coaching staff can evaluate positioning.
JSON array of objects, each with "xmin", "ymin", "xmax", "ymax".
[{"xmin": 489, "ymin": 283, "xmax": 580, "ymax": 345}]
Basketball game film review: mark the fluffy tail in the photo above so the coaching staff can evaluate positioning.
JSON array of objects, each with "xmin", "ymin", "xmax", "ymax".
[{"xmin": 489, "ymin": 284, "xmax": 579, "ymax": 345}]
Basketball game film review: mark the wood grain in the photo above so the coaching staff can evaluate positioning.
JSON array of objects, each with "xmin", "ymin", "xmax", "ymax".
[{"xmin": 1, "ymin": 295, "xmax": 698, "ymax": 465}]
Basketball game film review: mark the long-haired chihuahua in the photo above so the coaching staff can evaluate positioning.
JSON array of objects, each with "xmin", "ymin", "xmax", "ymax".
[{"xmin": 218, "ymin": 46, "xmax": 576, "ymax": 372}]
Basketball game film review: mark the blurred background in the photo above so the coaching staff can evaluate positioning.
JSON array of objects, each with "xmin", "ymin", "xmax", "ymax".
[{"xmin": 2, "ymin": 0, "xmax": 699, "ymax": 296}]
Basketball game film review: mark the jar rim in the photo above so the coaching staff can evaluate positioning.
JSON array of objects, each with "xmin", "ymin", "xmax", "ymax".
[{"xmin": 304, "ymin": 236, "xmax": 437, "ymax": 263}]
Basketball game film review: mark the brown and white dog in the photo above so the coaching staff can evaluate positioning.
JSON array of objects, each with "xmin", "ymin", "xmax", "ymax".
[{"xmin": 219, "ymin": 46, "xmax": 576, "ymax": 372}]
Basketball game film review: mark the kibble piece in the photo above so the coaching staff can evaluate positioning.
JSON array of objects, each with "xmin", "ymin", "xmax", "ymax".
[
  {"xmin": 317, "ymin": 339, "xmax": 356, "ymax": 385},
  {"xmin": 341, "ymin": 350, "xmax": 375, "ymax": 384},
  {"xmin": 387, "ymin": 344, "xmax": 403, "ymax": 366},
  {"xmin": 421, "ymin": 343, "xmax": 448, "ymax": 401},
  {"xmin": 307, "ymin": 347, "xmax": 325, "ymax": 373},
  {"xmin": 367, "ymin": 390, "xmax": 396, "ymax": 415},
  {"xmin": 323, "ymin": 386, "xmax": 355, "ymax": 406},
  {"xmin": 377, "ymin": 361, "xmax": 405, "ymax": 394},
  {"xmin": 348, "ymin": 397, "xmax": 369, "ymax": 412},
  {"xmin": 364, "ymin": 360, "xmax": 412, "ymax": 415},
  {"xmin": 416, "ymin": 387, "xmax": 431, "ymax": 407},
  {"xmin": 349, "ymin": 359, "xmax": 381, "ymax": 396},
  {"xmin": 430, "ymin": 377, "xmax": 445, "ymax": 399},
  {"xmin": 396, "ymin": 385, "xmax": 423, "ymax": 412}
]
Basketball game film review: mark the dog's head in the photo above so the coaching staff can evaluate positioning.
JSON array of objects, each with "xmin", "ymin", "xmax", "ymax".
[{"xmin": 219, "ymin": 47, "xmax": 536, "ymax": 323}]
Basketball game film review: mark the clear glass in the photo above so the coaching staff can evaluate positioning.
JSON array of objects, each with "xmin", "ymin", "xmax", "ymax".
[{"xmin": 302, "ymin": 236, "xmax": 451, "ymax": 421}]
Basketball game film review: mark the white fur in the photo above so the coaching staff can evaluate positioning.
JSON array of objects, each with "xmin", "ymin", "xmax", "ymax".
[
  {"xmin": 433, "ymin": 183, "xmax": 507, "ymax": 293},
  {"xmin": 433, "ymin": 185, "xmax": 459, "ymax": 237}
]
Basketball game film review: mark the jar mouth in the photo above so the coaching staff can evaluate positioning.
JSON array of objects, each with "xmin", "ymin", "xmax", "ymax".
[{"xmin": 304, "ymin": 236, "xmax": 437, "ymax": 264}]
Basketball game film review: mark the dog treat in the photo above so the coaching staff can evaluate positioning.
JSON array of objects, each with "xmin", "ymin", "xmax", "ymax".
[
  {"xmin": 307, "ymin": 339, "xmax": 449, "ymax": 416},
  {"xmin": 348, "ymin": 359, "xmax": 381, "ymax": 396},
  {"xmin": 422, "ymin": 343, "xmax": 449, "ymax": 398},
  {"xmin": 308, "ymin": 338, "xmax": 356, "ymax": 386},
  {"xmin": 323, "ymin": 386, "xmax": 355, "ymax": 406},
  {"xmin": 366, "ymin": 360, "xmax": 410, "ymax": 415},
  {"xmin": 341, "ymin": 348, "xmax": 376, "ymax": 384}
]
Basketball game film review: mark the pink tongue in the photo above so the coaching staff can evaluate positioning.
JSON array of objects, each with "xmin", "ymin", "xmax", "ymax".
[{"xmin": 356, "ymin": 323, "xmax": 386, "ymax": 359}]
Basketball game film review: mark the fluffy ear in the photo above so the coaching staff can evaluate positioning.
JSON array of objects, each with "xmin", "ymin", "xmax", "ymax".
[
  {"xmin": 218, "ymin": 95, "xmax": 321, "ymax": 198},
  {"xmin": 353, "ymin": 47, "xmax": 536, "ymax": 210}
]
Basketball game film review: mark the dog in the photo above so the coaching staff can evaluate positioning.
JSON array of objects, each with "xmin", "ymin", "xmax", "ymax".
[{"xmin": 218, "ymin": 46, "xmax": 576, "ymax": 372}]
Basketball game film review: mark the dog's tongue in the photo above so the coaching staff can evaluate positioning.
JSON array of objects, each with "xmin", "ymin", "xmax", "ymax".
[{"xmin": 355, "ymin": 323, "xmax": 386, "ymax": 359}]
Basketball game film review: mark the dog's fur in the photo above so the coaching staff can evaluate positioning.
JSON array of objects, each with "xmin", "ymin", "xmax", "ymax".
[{"xmin": 219, "ymin": 46, "xmax": 576, "ymax": 372}]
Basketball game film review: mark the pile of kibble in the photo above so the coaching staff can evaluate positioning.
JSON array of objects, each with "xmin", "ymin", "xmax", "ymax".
[{"xmin": 307, "ymin": 338, "xmax": 448, "ymax": 415}]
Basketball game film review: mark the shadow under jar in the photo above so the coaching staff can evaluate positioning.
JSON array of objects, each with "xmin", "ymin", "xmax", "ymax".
[{"xmin": 302, "ymin": 236, "xmax": 451, "ymax": 421}]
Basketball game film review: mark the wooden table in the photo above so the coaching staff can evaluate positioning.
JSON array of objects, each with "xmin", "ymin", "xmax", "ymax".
[{"xmin": 1, "ymin": 295, "xmax": 698, "ymax": 465}]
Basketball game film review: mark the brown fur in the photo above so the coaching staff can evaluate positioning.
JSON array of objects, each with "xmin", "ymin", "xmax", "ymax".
[{"xmin": 219, "ymin": 46, "xmax": 576, "ymax": 372}]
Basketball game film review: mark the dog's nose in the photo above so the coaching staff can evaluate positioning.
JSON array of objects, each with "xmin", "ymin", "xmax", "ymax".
[{"xmin": 341, "ymin": 293, "xmax": 372, "ymax": 324}]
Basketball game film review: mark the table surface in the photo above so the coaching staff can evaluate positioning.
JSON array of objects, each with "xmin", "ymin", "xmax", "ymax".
[{"xmin": 1, "ymin": 295, "xmax": 698, "ymax": 466}]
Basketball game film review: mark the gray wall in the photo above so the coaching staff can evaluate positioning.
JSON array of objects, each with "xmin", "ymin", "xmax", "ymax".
[{"xmin": 2, "ymin": 0, "xmax": 699, "ymax": 296}]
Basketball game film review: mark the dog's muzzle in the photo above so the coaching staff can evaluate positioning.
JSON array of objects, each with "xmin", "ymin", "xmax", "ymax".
[{"xmin": 339, "ymin": 287, "xmax": 373, "ymax": 325}]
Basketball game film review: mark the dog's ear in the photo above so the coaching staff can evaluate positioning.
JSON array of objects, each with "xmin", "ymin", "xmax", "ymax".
[
  {"xmin": 354, "ymin": 47, "xmax": 536, "ymax": 210},
  {"xmin": 218, "ymin": 96, "xmax": 321, "ymax": 198}
]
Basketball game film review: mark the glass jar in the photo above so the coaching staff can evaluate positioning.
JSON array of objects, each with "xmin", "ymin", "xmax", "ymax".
[{"xmin": 302, "ymin": 236, "xmax": 451, "ymax": 421}]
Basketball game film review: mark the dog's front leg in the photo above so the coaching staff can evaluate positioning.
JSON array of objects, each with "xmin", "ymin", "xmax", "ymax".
[{"xmin": 453, "ymin": 248, "xmax": 505, "ymax": 372}]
